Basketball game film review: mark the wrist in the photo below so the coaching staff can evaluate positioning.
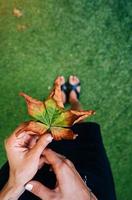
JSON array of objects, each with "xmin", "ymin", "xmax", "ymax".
[{"xmin": 0, "ymin": 180, "xmax": 25, "ymax": 200}]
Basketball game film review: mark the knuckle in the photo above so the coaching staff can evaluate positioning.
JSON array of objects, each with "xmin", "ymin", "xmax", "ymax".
[
  {"xmin": 38, "ymin": 137, "xmax": 50, "ymax": 147},
  {"xmin": 57, "ymin": 159, "xmax": 66, "ymax": 169},
  {"xmin": 65, "ymin": 158, "xmax": 71, "ymax": 163},
  {"xmin": 65, "ymin": 158, "xmax": 74, "ymax": 167}
]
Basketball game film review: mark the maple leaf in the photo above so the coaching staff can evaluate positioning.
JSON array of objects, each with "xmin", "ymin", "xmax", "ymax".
[{"xmin": 17, "ymin": 78, "xmax": 95, "ymax": 140}]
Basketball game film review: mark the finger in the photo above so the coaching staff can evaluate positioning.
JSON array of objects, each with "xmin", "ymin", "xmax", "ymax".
[
  {"xmin": 16, "ymin": 133, "xmax": 32, "ymax": 147},
  {"xmin": 44, "ymin": 149, "xmax": 84, "ymax": 193},
  {"xmin": 28, "ymin": 135, "xmax": 39, "ymax": 149},
  {"xmin": 41, "ymin": 149, "xmax": 66, "ymax": 160},
  {"xmin": 5, "ymin": 132, "xmax": 35, "ymax": 150},
  {"xmin": 52, "ymin": 152, "xmax": 66, "ymax": 160},
  {"xmin": 43, "ymin": 149, "xmax": 69, "ymax": 180},
  {"xmin": 44, "ymin": 149, "xmax": 65, "ymax": 169},
  {"xmin": 25, "ymin": 181, "xmax": 55, "ymax": 199},
  {"xmin": 53, "ymin": 153, "xmax": 77, "ymax": 176},
  {"xmin": 28, "ymin": 134, "xmax": 53, "ymax": 157},
  {"xmin": 4, "ymin": 132, "xmax": 27, "ymax": 150},
  {"xmin": 44, "ymin": 149, "xmax": 80, "ymax": 184},
  {"xmin": 51, "ymin": 152, "xmax": 75, "ymax": 169},
  {"xmin": 43, "ymin": 150, "xmax": 75, "ymax": 170},
  {"xmin": 64, "ymin": 158, "xmax": 75, "ymax": 169},
  {"xmin": 5, "ymin": 122, "xmax": 31, "ymax": 148},
  {"xmin": 38, "ymin": 156, "xmax": 49, "ymax": 169},
  {"xmin": 17, "ymin": 132, "xmax": 39, "ymax": 149},
  {"xmin": 52, "ymin": 152, "xmax": 77, "ymax": 173}
]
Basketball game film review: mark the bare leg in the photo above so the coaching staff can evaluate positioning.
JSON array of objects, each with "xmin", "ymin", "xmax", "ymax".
[
  {"xmin": 70, "ymin": 99, "xmax": 82, "ymax": 111},
  {"xmin": 69, "ymin": 75, "xmax": 82, "ymax": 111},
  {"xmin": 57, "ymin": 75, "xmax": 82, "ymax": 111},
  {"xmin": 57, "ymin": 76, "xmax": 67, "ymax": 104}
]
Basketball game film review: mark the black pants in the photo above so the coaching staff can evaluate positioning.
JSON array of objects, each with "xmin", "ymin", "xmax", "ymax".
[{"xmin": 0, "ymin": 122, "xmax": 116, "ymax": 200}]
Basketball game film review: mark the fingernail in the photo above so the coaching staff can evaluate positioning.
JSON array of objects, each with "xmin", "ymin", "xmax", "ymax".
[
  {"xmin": 25, "ymin": 183, "xmax": 33, "ymax": 191},
  {"xmin": 46, "ymin": 135, "xmax": 53, "ymax": 142}
]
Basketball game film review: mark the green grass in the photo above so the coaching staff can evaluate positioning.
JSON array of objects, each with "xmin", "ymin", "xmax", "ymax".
[{"xmin": 0, "ymin": 0, "xmax": 131, "ymax": 199}]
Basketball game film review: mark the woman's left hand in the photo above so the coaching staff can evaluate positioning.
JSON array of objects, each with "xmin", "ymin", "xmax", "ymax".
[{"xmin": 0, "ymin": 123, "xmax": 53, "ymax": 200}]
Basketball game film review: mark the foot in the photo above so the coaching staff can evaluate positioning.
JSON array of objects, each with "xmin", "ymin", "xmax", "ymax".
[
  {"xmin": 69, "ymin": 75, "xmax": 81, "ymax": 103},
  {"xmin": 56, "ymin": 76, "xmax": 67, "ymax": 104}
]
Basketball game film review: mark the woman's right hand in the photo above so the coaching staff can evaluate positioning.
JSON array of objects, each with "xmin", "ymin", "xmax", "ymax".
[
  {"xmin": 0, "ymin": 124, "xmax": 53, "ymax": 200},
  {"xmin": 25, "ymin": 149, "xmax": 97, "ymax": 200}
]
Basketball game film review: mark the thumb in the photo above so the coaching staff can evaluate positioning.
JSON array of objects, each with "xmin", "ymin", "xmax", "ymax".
[
  {"xmin": 25, "ymin": 180, "xmax": 55, "ymax": 199},
  {"xmin": 29, "ymin": 134, "xmax": 53, "ymax": 156}
]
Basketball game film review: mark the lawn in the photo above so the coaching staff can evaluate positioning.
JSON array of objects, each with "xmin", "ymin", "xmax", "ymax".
[{"xmin": 0, "ymin": 0, "xmax": 131, "ymax": 199}]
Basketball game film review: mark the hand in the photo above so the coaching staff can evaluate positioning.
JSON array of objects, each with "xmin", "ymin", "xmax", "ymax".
[
  {"xmin": 0, "ymin": 124, "xmax": 53, "ymax": 200},
  {"xmin": 25, "ymin": 149, "xmax": 97, "ymax": 200}
]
